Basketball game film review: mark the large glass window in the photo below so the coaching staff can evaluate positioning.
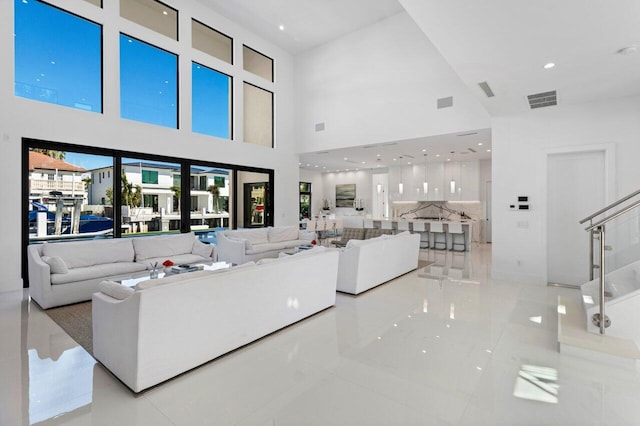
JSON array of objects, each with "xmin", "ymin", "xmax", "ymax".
[
  {"xmin": 238, "ymin": 171, "xmax": 271, "ymax": 228},
  {"xmin": 120, "ymin": 0, "xmax": 177, "ymax": 40},
  {"xmin": 192, "ymin": 63, "xmax": 232, "ymax": 139},
  {"xmin": 121, "ymin": 158, "xmax": 181, "ymax": 234},
  {"xmin": 28, "ymin": 148, "xmax": 113, "ymax": 243},
  {"xmin": 243, "ymin": 83, "xmax": 273, "ymax": 148},
  {"xmin": 189, "ymin": 166, "xmax": 231, "ymax": 235},
  {"xmin": 243, "ymin": 45, "xmax": 273, "ymax": 82},
  {"xmin": 192, "ymin": 20, "xmax": 232, "ymax": 64},
  {"xmin": 299, "ymin": 182, "xmax": 311, "ymax": 220},
  {"xmin": 14, "ymin": 0, "xmax": 102, "ymax": 113},
  {"xmin": 120, "ymin": 34, "xmax": 178, "ymax": 128}
]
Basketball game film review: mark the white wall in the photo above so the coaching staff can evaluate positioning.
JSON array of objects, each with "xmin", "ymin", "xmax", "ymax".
[
  {"xmin": 294, "ymin": 12, "xmax": 490, "ymax": 154},
  {"xmin": 0, "ymin": 0, "xmax": 297, "ymax": 291},
  {"xmin": 492, "ymin": 96, "xmax": 640, "ymax": 285},
  {"xmin": 322, "ymin": 171, "xmax": 372, "ymax": 217}
]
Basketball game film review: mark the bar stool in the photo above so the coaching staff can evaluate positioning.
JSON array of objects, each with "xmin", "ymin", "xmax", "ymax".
[
  {"xmin": 411, "ymin": 220, "xmax": 429, "ymax": 249},
  {"xmin": 447, "ymin": 222, "xmax": 467, "ymax": 251},
  {"xmin": 306, "ymin": 220, "xmax": 317, "ymax": 239},
  {"xmin": 333, "ymin": 218, "xmax": 344, "ymax": 240},
  {"xmin": 396, "ymin": 220, "xmax": 411, "ymax": 234},
  {"xmin": 381, "ymin": 220, "xmax": 394, "ymax": 234},
  {"xmin": 430, "ymin": 222, "xmax": 447, "ymax": 250}
]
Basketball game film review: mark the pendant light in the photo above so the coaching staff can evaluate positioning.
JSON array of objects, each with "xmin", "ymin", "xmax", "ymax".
[
  {"xmin": 423, "ymin": 154, "xmax": 429, "ymax": 194},
  {"xmin": 449, "ymin": 151, "xmax": 456, "ymax": 194},
  {"xmin": 399, "ymin": 159, "xmax": 404, "ymax": 195}
]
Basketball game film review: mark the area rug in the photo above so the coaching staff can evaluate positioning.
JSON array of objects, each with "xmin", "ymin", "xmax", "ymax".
[{"xmin": 45, "ymin": 301, "xmax": 94, "ymax": 356}]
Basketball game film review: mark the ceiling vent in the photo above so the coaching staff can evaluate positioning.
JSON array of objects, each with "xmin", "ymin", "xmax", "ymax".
[
  {"xmin": 315, "ymin": 151, "xmax": 329, "ymax": 155},
  {"xmin": 401, "ymin": 154, "xmax": 415, "ymax": 159},
  {"xmin": 467, "ymin": 148, "xmax": 477, "ymax": 153},
  {"xmin": 478, "ymin": 81, "xmax": 495, "ymax": 98},
  {"xmin": 457, "ymin": 132, "xmax": 477, "ymax": 137},
  {"xmin": 527, "ymin": 91, "xmax": 557, "ymax": 109},
  {"xmin": 437, "ymin": 96, "xmax": 453, "ymax": 109}
]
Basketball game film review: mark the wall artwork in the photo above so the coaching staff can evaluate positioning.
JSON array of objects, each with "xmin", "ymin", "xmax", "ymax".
[{"xmin": 335, "ymin": 184, "xmax": 356, "ymax": 207}]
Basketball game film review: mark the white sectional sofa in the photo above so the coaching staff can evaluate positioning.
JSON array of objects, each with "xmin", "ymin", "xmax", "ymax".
[
  {"xmin": 92, "ymin": 247, "xmax": 339, "ymax": 392},
  {"xmin": 337, "ymin": 231, "xmax": 421, "ymax": 295},
  {"xmin": 216, "ymin": 225, "xmax": 315, "ymax": 265},
  {"xmin": 27, "ymin": 232, "xmax": 215, "ymax": 309}
]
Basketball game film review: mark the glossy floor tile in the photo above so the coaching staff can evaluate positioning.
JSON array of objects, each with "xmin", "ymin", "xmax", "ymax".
[{"xmin": 2, "ymin": 244, "xmax": 640, "ymax": 425}]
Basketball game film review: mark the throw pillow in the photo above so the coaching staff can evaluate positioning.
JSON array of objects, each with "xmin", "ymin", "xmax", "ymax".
[
  {"xmin": 192, "ymin": 240, "xmax": 213, "ymax": 258},
  {"xmin": 99, "ymin": 280, "xmax": 134, "ymax": 300},
  {"xmin": 41, "ymin": 255, "xmax": 69, "ymax": 274}
]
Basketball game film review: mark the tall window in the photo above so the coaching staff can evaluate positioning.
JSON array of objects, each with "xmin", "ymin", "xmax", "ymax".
[
  {"xmin": 192, "ymin": 20, "xmax": 232, "ymax": 64},
  {"xmin": 27, "ymin": 147, "xmax": 113, "ymax": 243},
  {"xmin": 120, "ymin": 0, "xmax": 177, "ymax": 40},
  {"xmin": 14, "ymin": 0, "xmax": 102, "ymax": 113},
  {"xmin": 192, "ymin": 63, "xmax": 231, "ymax": 139},
  {"xmin": 120, "ymin": 34, "xmax": 178, "ymax": 128},
  {"xmin": 243, "ymin": 45, "xmax": 273, "ymax": 82},
  {"xmin": 243, "ymin": 82, "xmax": 273, "ymax": 148}
]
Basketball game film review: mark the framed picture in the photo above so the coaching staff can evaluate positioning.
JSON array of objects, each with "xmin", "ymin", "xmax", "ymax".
[{"xmin": 335, "ymin": 184, "xmax": 356, "ymax": 208}]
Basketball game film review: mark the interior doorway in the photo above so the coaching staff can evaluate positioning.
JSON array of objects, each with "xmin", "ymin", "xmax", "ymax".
[
  {"xmin": 547, "ymin": 150, "xmax": 606, "ymax": 287},
  {"xmin": 484, "ymin": 180, "xmax": 492, "ymax": 243}
]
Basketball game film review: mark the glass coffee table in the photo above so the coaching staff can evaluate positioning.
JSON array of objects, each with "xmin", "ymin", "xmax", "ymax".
[{"xmin": 120, "ymin": 261, "xmax": 230, "ymax": 287}]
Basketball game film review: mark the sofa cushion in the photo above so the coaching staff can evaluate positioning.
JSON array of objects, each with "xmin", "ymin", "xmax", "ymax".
[
  {"xmin": 268, "ymin": 226, "xmax": 299, "ymax": 243},
  {"xmin": 133, "ymin": 233, "xmax": 196, "ymax": 261},
  {"xmin": 232, "ymin": 228, "xmax": 269, "ymax": 245},
  {"xmin": 228, "ymin": 236, "xmax": 251, "ymax": 250},
  {"xmin": 99, "ymin": 280, "xmax": 134, "ymax": 300},
  {"xmin": 192, "ymin": 240, "xmax": 213, "ymax": 258},
  {"xmin": 41, "ymin": 255, "xmax": 69, "ymax": 274},
  {"xmin": 51, "ymin": 262, "xmax": 147, "ymax": 285},
  {"xmin": 42, "ymin": 238, "xmax": 135, "ymax": 269},
  {"xmin": 142, "ymin": 254, "xmax": 211, "ymax": 270},
  {"xmin": 245, "ymin": 242, "xmax": 286, "ymax": 255}
]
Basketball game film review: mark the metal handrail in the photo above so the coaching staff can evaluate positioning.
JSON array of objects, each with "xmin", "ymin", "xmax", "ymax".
[
  {"xmin": 579, "ymin": 188, "xmax": 640, "ymax": 224},
  {"xmin": 585, "ymin": 197, "xmax": 640, "ymax": 231}
]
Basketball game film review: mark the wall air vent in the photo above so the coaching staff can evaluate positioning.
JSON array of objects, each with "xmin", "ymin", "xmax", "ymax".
[
  {"xmin": 363, "ymin": 142, "xmax": 397, "ymax": 149},
  {"xmin": 437, "ymin": 96, "xmax": 453, "ymax": 109},
  {"xmin": 457, "ymin": 132, "xmax": 478, "ymax": 137},
  {"xmin": 315, "ymin": 151, "xmax": 329, "ymax": 155},
  {"xmin": 478, "ymin": 81, "xmax": 495, "ymax": 97},
  {"xmin": 467, "ymin": 148, "xmax": 477, "ymax": 153},
  {"xmin": 527, "ymin": 90, "xmax": 557, "ymax": 109},
  {"xmin": 315, "ymin": 122, "xmax": 325, "ymax": 132}
]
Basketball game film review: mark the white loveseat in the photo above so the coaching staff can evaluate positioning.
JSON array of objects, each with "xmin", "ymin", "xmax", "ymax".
[
  {"xmin": 216, "ymin": 225, "xmax": 315, "ymax": 265},
  {"xmin": 337, "ymin": 231, "xmax": 421, "ymax": 295},
  {"xmin": 92, "ymin": 248, "xmax": 339, "ymax": 392},
  {"xmin": 27, "ymin": 232, "xmax": 215, "ymax": 309}
]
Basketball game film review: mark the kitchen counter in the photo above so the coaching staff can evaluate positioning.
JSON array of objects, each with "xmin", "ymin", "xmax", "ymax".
[{"xmin": 370, "ymin": 218, "xmax": 474, "ymax": 251}]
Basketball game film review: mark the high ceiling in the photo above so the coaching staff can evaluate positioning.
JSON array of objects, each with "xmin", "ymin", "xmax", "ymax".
[
  {"xmin": 199, "ymin": 0, "xmax": 640, "ymax": 171},
  {"xmin": 197, "ymin": 0, "xmax": 404, "ymax": 54}
]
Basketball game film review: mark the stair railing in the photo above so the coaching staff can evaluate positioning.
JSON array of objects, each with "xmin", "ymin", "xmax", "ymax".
[{"xmin": 580, "ymin": 189, "xmax": 640, "ymax": 334}]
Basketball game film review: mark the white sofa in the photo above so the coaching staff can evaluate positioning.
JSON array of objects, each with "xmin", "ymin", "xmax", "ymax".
[
  {"xmin": 337, "ymin": 231, "xmax": 421, "ymax": 295},
  {"xmin": 92, "ymin": 248, "xmax": 339, "ymax": 392},
  {"xmin": 27, "ymin": 232, "xmax": 215, "ymax": 309},
  {"xmin": 216, "ymin": 225, "xmax": 315, "ymax": 265}
]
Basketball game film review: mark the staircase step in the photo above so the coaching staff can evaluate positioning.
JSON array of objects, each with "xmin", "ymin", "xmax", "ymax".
[{"xmin": 558, "ymin": 295, "xmax": 640, "ymax": 368}]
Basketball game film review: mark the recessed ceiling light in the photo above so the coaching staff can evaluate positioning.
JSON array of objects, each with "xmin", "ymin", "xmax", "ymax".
[
  {"xmin": 279, "ymin": 25, "xmax": 284, "ymax": 31},
  {"xmin": 362, "ymin": 161, "xmax": 366, "ymax": 164},
  {"xmin": 478, "ymin": 142, "xmax": 483, "ymax": 146},
  {"xmin": 487, "ymin": 149, "xmax": 492, "ymax": 152},
  {"xmin": 314, "ymin": 165, "xmax": 318, "ymax": 168},
  {"xmin": 376, "ymin": 154, "xmax": 381, "ymax": 157},
  {"xmin": 617, "ymin": 46, "xmax": 637, "ymax": 55},
  {"xmin": 343, "ymin": 157, "xmax": 348, "ymax": 160},
  {"xmin": 163, "ymin": 10, "xmax": 168, "ymax": 15},
  {"xmin": 422, "ymin": 149, "xmax": 426, "ymax": 152},
  {"xmin": 393, "ymin": 158, "xmax": 397, "ymax": 161},
  {"xmin": 436, "ymin": 154, "xmax": 440, "ymax": 157},
  {"xmin": 407, "ymin": 162, "xmax": 411, "ymax": 165},
  {"xmin": 543, "ymin": 62, "xmax": 555, "ymax": 69},
  {"xmin": 447, "ymin": 158, "xmax": 451, "ymax": 161}
]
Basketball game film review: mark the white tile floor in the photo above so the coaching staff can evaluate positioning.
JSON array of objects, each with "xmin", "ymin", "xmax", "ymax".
[{"xmin": 2, "ymin": 244, "xmax": 640, "ymax": 425}]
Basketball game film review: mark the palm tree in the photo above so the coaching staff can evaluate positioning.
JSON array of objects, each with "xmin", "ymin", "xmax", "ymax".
[
  {"xmin": 170, "ymin": 185, "xmax": 181, "ymax": 213},
  {"xmin": 121, "ymin": 174, "xmax": 141, "ymax": 208},
  {"xmin": 32, "ymin": 148, "xmax": 66, "ymax": 160},
  {"xmin": 208, "ymin": 185, "xmax": 220, "ymax": 213}
]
